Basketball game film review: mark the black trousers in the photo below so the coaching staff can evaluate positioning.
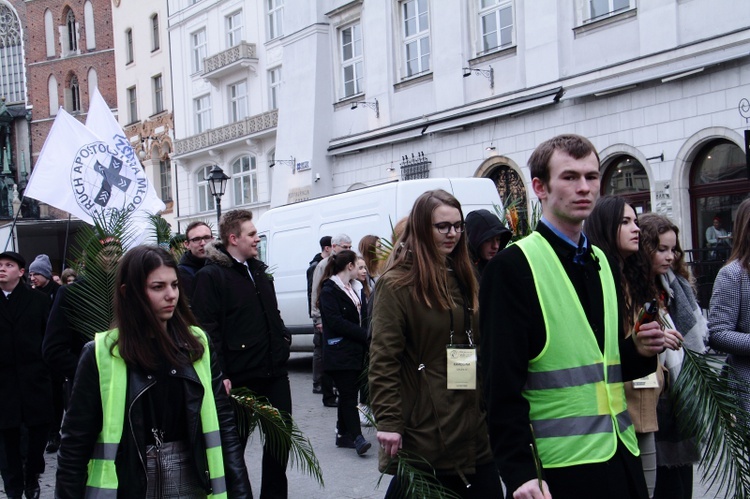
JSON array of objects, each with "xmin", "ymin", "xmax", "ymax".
[
  {"xmin": 385, "ymin": 462, "xmax": 502, "ymax": 498},
  {"xmin": 238, "ymin": 375, "xmax": 292, "ymax": 499},
  {"xmin": 653, "ymin": 464, "xmax": 693, "ymax": 499},
  {"xmin": 328, "ymin": 370, "xmax": 362, "ymax": 439},
  {"xmin": 313, "ymin": 331, "xmax": 336, "ymax": 404},
  {"xmin": 0, "ymin": 424, "xmax": 48, "ymax": 496}
]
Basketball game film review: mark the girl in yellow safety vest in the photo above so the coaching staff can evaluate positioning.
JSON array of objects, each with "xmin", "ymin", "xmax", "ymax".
[{"xmin": 55, "ymin": 245, "xmax": 251, "ymax": 498}]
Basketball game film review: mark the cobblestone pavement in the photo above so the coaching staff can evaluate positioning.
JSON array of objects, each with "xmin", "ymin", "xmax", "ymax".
[{"xmin": 27, "ymin": 353, "xmax": 720, "ymax": 498}]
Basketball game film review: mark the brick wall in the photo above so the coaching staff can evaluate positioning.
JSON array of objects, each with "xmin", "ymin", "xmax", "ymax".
[{"xmin": 24, "ymin": 0, "xmax": 116, "ymax": 164}]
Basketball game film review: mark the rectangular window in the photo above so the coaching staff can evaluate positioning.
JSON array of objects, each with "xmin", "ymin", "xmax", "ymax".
[
  {"xmin": 479, "ymin": 0, "xmax": 513, "ymax": 53},
  {"xmin": 269, "ymin": 68, "xmax": 281, "ymax": 110},
  {"xmin": 268, "ymin": 0, "xmax": 284, "ymax": 40},
  {"xmin": 589, "ymin": 0, "xmax": 631, "ymax": 20},
  {"xmin": 125, "ymin": 29, "xmax": 134, "ymax": 64},
  {"xmin": 152, "ymin": 74, "xmax": 164, "ymax": 114},
  {"xmin": 401, "ymin": 0, "xmax": 430, "ymax": 78},
  {"xmin": 197, "ymin": 166, "xmax": 216, "ymax": 212},
  {"xmin": 159, "ymin": 158, "xmax": 172, "ymax": 202},
  {"xmin": 194, "ymin": 94, "xmax": 211, "ymax": 133},
  {"xmin": 226, "ymin": 11, "xmax": 244, "ymax": 48},
  {"xmin": 340, "ymin": 23, "xmax": 363, "ymax": 98},
  {"xmin": 191, "ymin": 29, "xmax": 207, "ymax": 73},
  {"xmin": 151, "ymin": 15, "xmax": 160, "ymax": 51},
  {"xmin": 127, "ymin": 86, "xmax": 137, "ymax": 123},
  {"xmin": 232, "ymin": 156, "xmax": 258, "ymax": 205},
  {"xmin": 228, "ymin": 81, "xmax": 248, "ymax": 122}
]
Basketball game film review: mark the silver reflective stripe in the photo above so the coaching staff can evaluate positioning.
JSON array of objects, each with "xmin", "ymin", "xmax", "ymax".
[
  {"xmin": 616, "ymin": 410, "xmax": 633, "ymax": 432},
  {"xmin": 532, "ymin": 414, "xmax": 613, "ymax": 438},
  {"xmin": 91, "ymin": 442, "xmax": 118, "ymax": 460},
  {"xmin": 204, "ymin": 430, "xmax": 221, "ymax": 449},
  {"xmin": 525, "ymin": 364, "xmax": 604, "ymax": 390},
  {"xmin": 607, "ymin": 365, "xmax": 623, "ymax": 383},
  {"xmin": 85, "ymin": 486, "xmax": 118, "ymax": 498},
  {"xmin": 211, "ymin": 476, "xmax": 227, "ymax": 495}
]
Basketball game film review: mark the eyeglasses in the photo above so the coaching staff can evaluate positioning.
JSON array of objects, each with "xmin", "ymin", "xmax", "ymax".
[
  {"xmin": 433, "ymin": 222, "xmax": 465, "ymax": 234},
  {"xmin": 188, "ymin": 235, "xmax": 214, "ymax": 244}
]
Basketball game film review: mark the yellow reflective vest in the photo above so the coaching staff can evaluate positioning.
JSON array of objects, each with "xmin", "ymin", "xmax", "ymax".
[
  {"xmin": 517, "ymin": 232, "xmax": 639, "ymax": 468},
  {"xmin": 85, "ymin": 327, "xmax": 227, "ymax": 498}
]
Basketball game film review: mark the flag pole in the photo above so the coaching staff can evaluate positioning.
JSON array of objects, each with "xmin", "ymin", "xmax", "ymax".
[
  {"xmin": 61, "ymin": 214, "xmax": 72, "ymax": 270},
  {"xmin": 3, "ymin": 192, "xmax": 25, "ymax": 251}
]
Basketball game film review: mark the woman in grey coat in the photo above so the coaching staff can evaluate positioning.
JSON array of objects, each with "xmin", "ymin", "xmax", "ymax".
[{"xmin": 709, "ymin": 198, "xmax": 750, "ymax": 418}]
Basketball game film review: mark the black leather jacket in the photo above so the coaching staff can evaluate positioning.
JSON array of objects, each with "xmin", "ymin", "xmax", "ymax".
[{"xmin": 55, "ymin": 340, "xmax": 251, "ymax": 498}]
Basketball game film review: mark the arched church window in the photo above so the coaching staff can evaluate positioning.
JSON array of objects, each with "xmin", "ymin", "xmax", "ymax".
[{"xmin": 0, "ymin": 4, "xmax": 25, "ymax": 103}]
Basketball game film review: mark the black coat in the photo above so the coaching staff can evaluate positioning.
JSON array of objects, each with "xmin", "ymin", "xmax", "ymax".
[
  {"xmin": 43, "ymin": 280, "xmax": 91, "ymax": 380},
  {"xmin": 55, "ymin": 340, "xmax": 252, "ymax": 498},
  {"xmin": 320, "ymin": 279, "xmax": 368, "ymax": 371},
  {"xmin": 192, "ymin": 242, "xmax": 291, "ymax": 383},
  {"xmin": 0, "ymin": 282, "xmax": 52, "ymax": 429},
  {"xmin": 178, "ymin": 250, "xmax": 206, "ymax": 302}
]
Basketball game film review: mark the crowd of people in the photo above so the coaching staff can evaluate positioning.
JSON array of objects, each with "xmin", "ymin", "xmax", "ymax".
[{"xmin": 0, "ymin": 133, "xmax": 748, "ymax": 499}]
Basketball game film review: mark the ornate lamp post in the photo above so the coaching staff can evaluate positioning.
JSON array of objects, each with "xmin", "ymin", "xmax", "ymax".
[{"xmin": 206, "ymin": 165, "xmax": 230, "ymax": 225}]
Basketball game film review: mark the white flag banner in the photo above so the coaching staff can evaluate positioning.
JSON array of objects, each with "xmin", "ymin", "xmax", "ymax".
[
  {"xmin": 86, "ymin": 87, "xmax": 165, "ymax": 216},
  {"xmin": 25, "ymin": 109, "xmax": 159, "ymax": 226}
]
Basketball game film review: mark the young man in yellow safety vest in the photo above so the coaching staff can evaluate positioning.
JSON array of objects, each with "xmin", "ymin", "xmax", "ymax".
[{"xmin": 479, "ymin": 135, "xmax": 670, "ymax": 499}]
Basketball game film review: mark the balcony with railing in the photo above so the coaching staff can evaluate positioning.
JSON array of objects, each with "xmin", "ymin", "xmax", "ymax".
[
  {"xmin": 173, "ymin": 110, "xmax": 278, "ymax": 156},
  {"xmin": 202, "ymin": 41, "xmax": 257, "ymax": 81}
]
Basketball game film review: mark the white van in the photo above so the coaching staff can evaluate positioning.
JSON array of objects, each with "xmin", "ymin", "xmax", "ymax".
[{"xmin": 256, "ymin": 178, "xmax": 503, "ymax": 351}]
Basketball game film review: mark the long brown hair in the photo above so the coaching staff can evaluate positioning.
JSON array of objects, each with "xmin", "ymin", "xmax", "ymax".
[
  {"xmin": 315, "ymin": 250, "xmax": 357, "ymax": 308},
  {"xmin": 727, "ymin": 198, "xmax": 750, "ymax": 272},
  {"xmin": 114, "ymin": 245, "xmax": 204, "ymax": 371},
  {"xmin": 639, "ymin": 213, "xmax": 691, "ymax": 283},
  {"xmin": 358, "ymin": 235, "xmax": 380, "ymax": 278},
  {"xmin": 585, "ymin": 196, "xmax": 655, "ymax": 327},
  {"xmin": 382, "ymin": 189, "xmax": 478, "ymax": 310}
]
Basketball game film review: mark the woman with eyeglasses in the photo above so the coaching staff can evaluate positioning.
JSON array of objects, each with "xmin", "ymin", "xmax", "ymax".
[{"xmin": 369, "ymin": 189, "xmax": 501, "ymax": 498}]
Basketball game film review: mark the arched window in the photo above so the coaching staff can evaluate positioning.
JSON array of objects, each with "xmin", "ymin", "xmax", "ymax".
[
  {"xmin": 48, "ymin": 75, "xmax": 58, "ymax": 115},
  {"xmin": 87, "ymin": 67, "xmax": 98, "ymax": 105},
  {"xmin": 488, "ymin": 164, "xmax": 528, "ymax": 235},
  {"xmin": 196, "ymin": 166, "xmax": 216, "ymax": 212},
  {"xmin": 232, "ymin": 156, "xmax": 258, "ymax": 205},
  {"xmin": 66, "ymin": 9, "xmax": 78, "ymax": 53},
  {"xmin": 601, "ymin": 155, "xmax": 651, "ymax": 212},
  {"xmin": 0, "ymin": 4, "xmax": 25, "ymax": 103},
  {"xmin": 84, "ymin": 1, "xmax": 95, "ymax": 50},
  {"xmin": 69, "ymin": 75, "xmax": 81, "ymax": 112},
  {"xmin": 44, "ymin": 9, "xmax": 55, "ymax": 57},
  {"xmin": 689, "ymin": 140, "xmax": 750, "ymax": 251}
]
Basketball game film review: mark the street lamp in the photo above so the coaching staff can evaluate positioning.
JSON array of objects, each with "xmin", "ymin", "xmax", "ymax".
[{"xmin": 206, "ymin": 165, "xmax": 230, "ymax": 225}]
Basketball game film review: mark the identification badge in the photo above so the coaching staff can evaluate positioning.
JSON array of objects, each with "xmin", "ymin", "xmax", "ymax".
[
  {"xmin": 446, "ymin": 345, "xmax": 477, "ymax": 390},
  {"xmin": 632, "ymin": 372, "xmax": 659, "ymax": 389}
]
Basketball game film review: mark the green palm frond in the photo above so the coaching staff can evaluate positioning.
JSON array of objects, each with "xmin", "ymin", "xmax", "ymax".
[
  {"xmin": 148, "ymin": 213, "xmax": 173, "ymax": 246},
  {"xmin": 230, "ymin": 388, "xmax": 324, "ymax": 487},
  {"xmin": 65, "ymin": 210, "xmax": 133, "ymax": 340},
  {"xmin": 673, "ymin": 350, "xmax": 750, "ymax": 498},
  {"xmin": 376, "ymin": 452, "xmax": 462, "ymax": 499}
]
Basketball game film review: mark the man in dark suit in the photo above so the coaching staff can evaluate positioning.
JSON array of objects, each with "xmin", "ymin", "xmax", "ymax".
[{"xmin": 0, "ymin": 251, "xmax": 52, "ymax": 499}]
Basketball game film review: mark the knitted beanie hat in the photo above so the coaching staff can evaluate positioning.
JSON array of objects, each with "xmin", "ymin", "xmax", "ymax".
[{"xmin": 29, "ymin": 254, "xmax": 52, "ymax": 279}]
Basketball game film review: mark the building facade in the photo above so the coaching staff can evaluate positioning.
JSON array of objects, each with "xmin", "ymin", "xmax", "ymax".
[
  {"xmin": 25, "ymin": 0, "xmax": 117, "ymax": 226},
  {"xmin": 169, "ymin": 0, "xmax": 749, "ymax": 260},
  {"xmin": 112, "ymin": 0, "xmax": 176, "ymax": 230},
  {"xmin": 169, "ymin": 0, "xmax": 280, "ymax": 231}
]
